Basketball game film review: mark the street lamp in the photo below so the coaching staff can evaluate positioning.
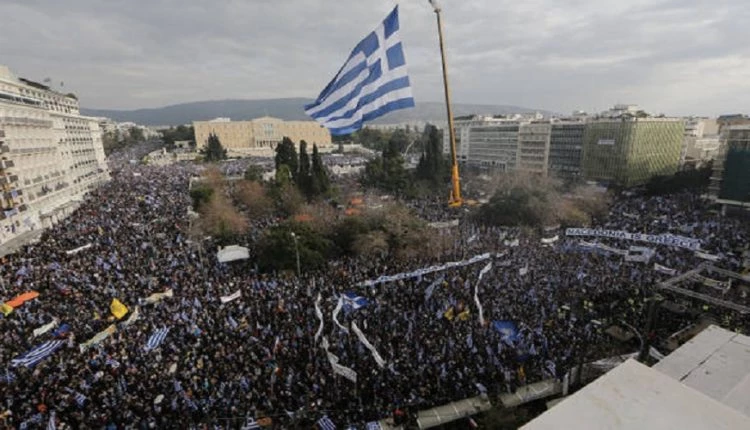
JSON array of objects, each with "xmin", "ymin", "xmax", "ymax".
[{"xmin": 291, "ymin": 232, "xmax": 301, "ymax": 277}]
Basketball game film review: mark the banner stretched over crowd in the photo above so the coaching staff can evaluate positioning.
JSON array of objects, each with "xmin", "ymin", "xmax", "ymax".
[
  {"xmin": 314, "ymin": 294, "xmax": 324, "ymax": 343},
  {"xmin": 565, "ymin": 228, "xmax": 701, "ymax": 250},
  {"xmin": 142, "ymin": 289, "xmax": 173, "ymax": 305},
  {"xmin": 358, "ymin": 253, "xmax": 492, "ymax": 287},
  {"xmin": 352, "ymin": 322, "xmax": 386, "ymax": 368},
  {"xmin": 65, "ymin": 243, "xmax": 93, "ymax": 255},
  {"xmin": 624, "ymin": 246, "xmax": 655, "ymax": 263},
  {"xmin": 654, "ymin": 263, "xmax": 677, "ymax": 276},
  {"xmin": 541, "ymin": 235, "xmax": 559, "ymax": 244},
  {"xmin": 474, "ymin": 263, "xmax": 493, "ymax": 326},
  {"xmin": 79, "ymin": 324, "xmax": 117, "ymax": 353},
  {"xmin": 122, "ymin": 306, "xmax": 140, "ymax": 327},
  {"xmin": 332, "ymin": 297, "xmax": 349, "ymax": 334},
  {"xmin": 695, "ymin": 251, "xmax": 722, "ymax": 262},
  {"xmin": 32, "ymin": 319, "xmax": 59, "ymax": 338},
  {"xmin": 219, "ymin": 290, "xmax": 241, "ymax": 304},
  {"xmin": 320, "ymin": 337, "xmax": 357, "ymax": 383}
]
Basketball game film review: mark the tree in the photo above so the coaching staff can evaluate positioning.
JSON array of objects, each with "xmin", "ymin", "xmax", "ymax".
[
  {"xmin": 201, "ymin": 133, "xmax": 227, "ymax": 162},
  {"xmin": 274, "ymin": 137, "xmax": 298, "ymax": 182},
  {"xmin": 298, "ymin": 140, "xmax": 312, "ymax": 197},
  {"xmin": 311, "ymin": 144, "xmax": 330, "ymax": 196},
  {"xmin": 233, "ymin": 180, "xmax": 274, "ymax": 219},
  {"xmin": 416, "ymin": 124, "xmax": 448, "ymax": 186},
  {"xmin": 244, "ymin": 165, "xmax": 264, "ymax": 182}
]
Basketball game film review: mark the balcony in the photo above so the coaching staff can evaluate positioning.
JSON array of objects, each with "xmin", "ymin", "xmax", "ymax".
[
  {"xmin": 0, "ymin": 145, "xmax": 9, "ymax": 154},
  {"xmin": 3, "ymin": 189, "xmax": 22, "ymax": 200},
  {"xmin": 0, "ymin": 159, "xmax": 14, "ymax": 169}
]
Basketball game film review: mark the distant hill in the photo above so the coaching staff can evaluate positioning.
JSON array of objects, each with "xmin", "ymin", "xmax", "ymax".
[{"xmin": 82, "ymin": 98, "xmax": 554, "ymax": 127}]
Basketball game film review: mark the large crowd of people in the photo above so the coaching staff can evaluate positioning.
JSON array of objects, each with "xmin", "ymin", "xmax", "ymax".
[{"xmin": 1, "ymin": 146, "xmax": 748, "ymax": 429}]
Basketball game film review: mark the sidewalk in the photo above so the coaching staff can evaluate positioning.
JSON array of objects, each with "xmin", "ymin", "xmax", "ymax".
[{"xmin": 0, "ymin": 228, "xmax": 45, "ymax": 258}]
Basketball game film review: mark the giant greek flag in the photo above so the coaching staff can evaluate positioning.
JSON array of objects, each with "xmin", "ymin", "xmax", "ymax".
[{"xmin": 305, "ymin": 6, "xmax": 414, "ymax": 135}]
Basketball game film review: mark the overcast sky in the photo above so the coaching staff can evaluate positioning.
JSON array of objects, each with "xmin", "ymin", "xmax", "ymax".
[{"xmin": 1, "ymin": 0, "xmax": 748, "ymax": 116}]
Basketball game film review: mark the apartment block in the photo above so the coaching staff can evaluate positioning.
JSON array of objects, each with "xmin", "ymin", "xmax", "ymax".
[{"xmin": 0, "ymin": 65, "xmax": 110, "ymax": 245}]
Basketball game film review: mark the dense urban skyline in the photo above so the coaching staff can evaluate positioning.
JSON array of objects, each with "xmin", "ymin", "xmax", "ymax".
[{"xmin": 1, "ymin": 0, "xmax": 748, "ymax": 116}]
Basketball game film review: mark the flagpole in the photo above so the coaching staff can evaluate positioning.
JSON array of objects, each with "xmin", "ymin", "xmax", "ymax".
[{"xmin": 430, "ymin": 0, "xmax": 463, "ymax": 207}]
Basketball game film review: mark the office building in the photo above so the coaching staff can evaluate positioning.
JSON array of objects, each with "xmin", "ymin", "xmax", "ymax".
[
  {"xmin": 682, "ymin": 118, "xmax": 720, "ymax": 168},
  {"xmin": 582, "ymin": 116, "xmax": 684, "ymax": 187},
  {"xmin": 709, "ymin": 125, "xmax": 750, "ymax": 207},
  {"xmin": 193, "ymin": 116, "xmax": 332, "ymax": 157},
  {"xmin": 517, "ymin": 122, "xmax": 551, "ymax": 176},
  {"xmin": 548, "ymin": 120, "xmax": 585, "ymax": 180},
  {"xmin": 0, "ymin": 65, "xmax": 110, "ymax": 246},
  {"xmin": 444, "ymin": 116, "xmax": 521, "ymax": 171}
]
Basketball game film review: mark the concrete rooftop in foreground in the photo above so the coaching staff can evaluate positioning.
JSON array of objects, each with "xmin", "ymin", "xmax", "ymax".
[{"xmin": 521, "ymin": 359, "xmax": 750, "ymax": 430}]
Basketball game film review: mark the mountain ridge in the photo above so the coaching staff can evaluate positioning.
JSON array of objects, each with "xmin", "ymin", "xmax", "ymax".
[{"xmin": 82, "ymin": 98, "xmax": 555, "ymax": 126}]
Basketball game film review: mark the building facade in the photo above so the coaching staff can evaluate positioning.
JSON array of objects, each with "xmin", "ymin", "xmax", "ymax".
[
  {"xmin": 517, "ymin": 122, "xmax": 551, "ymax": 176},
  {"xmin": 193, "ymin": 116, "xmax": 332, "ymax": 156},
  {"xmin": 548, "ymin": 120, "xmax": 585, "ymax": 180},
  {"xmin": 582, "ymin": 118, "xmax": 685, "ymax": 187},
  {"xmin": 0, "ymin": 65, "xmax": 110, "ymax": 246},
  {"xmin": 709, "ymin": 125, "xmax": 750, "ymax": 207},
  {"xmin": 682, "ymin": 118, "xmax": 720, "ymax": 168}
]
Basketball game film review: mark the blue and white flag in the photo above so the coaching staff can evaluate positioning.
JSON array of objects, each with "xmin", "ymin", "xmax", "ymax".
[
  {"xmin": 145, "ymin": 327, "xmax": 170, "ymax": 351},
  {"xmin": 492, "ymin": 320, "xmax": 519, "ymax": 343},
  {"xmin": 305, "ymin": 6, "xmax": 414, "ymax": 135},
  {"xmin": 366, "ymin": 422, "xmax": 382, "ymax": 430},
  {"xmin": 11, "ymin": 341, "xmax": 65, "ymax": 368},
  {"xmin": 2, "ymin": 368, "xmax": 16, "ymax": 383},
  {"xmin": 241, "ymin": 416, "xmax": 260, "ymax": 430},
  {"xmin": 342, "ymin": 292, "xmax": 369, "ymax": 310},
  {"xmin": 105, "ymin": 356, "xmax": 120, "ymax": 368},
  {"xmin": 317, "ymin": 415, "xmax": 336, "ymax": 430},
  {"xmin": 47, "ymin": 411, "xmax": 56, "ymax": 430}
]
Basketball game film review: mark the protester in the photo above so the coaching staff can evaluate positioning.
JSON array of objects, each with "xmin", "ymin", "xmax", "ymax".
[{"xmin": 1, "ymin": 146, "xmax": 748, "ymax": 429}]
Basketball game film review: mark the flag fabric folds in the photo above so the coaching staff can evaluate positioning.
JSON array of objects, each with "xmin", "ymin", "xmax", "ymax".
[
  {"xmin": 110, "ymin": 299, "xmax": 129, "ymax": 319},
  {"xmin": 342, "ymin": 292, "xmax": 369, "ymax": 310},
  {"xmin": 317, "ymin": 415, "xmax": 336, "ymax": 430},
  {"xmin": 492, "ymin": 320, "xmax": 519, "ymax": 343},
  {"xmin": 11, "ymin": 340, "xmax": 65, "ymax": 368},
  {"xmin": 332, "ymin": 297, "xmax": 349, "ymax": 334},
  {"xmin": 145, "ymin": 327, "xmax": 170, "ymax": 351},
  {"xmin": 305, "ymin": 6, "xmax": 414, "ymax": 135},
  {"xmin": 122, "ymin": 306, "xmax": 140, "ymax": 327},
  {"xmin": 5, "ymin": 291, "xmax": 40, "ymax": 308},
  {"xmin": 241, "ymin": 416, "xmax": 261, "ymax": 430}
]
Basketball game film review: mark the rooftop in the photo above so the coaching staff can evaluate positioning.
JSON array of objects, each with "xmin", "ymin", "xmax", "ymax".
[
  {"xmin": 522, "ymin": 359, "xmax": 750, "ymax": 430},
  {"xmin": 653, "ymin": 324, "xmax": 750, "ymax": 417}
]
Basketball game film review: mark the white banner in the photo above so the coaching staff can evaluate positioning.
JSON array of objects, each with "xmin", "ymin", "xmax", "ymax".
[
  {"xmin": 695, "ymin": 251, "xmax": 721, "ymax": 262},
  {"xmin": 475, "ymin": 263, "xmax": 492, "ymax": 326},
  {"xmin": 122, "ymin": 306, "xmax": 140, "ymax": 328},
  {"xmin": 566, "ymin": 228, "xmax": 701, "ymax": 251},
  {"xmin": 32, "ymin": 319, "xmax": 59, "ymax": 338},
  {"xmin": 505, "ymin": 239, "xmax": 520, "ymax": 248},
  {"xmin": 428, "ymin": 219, "xmax": 459, "ymax": 229},
  {"xmin": 332, "ymin": 297, "xmax": 349, "ymax": 334},
  {"xmin": 653, "ymin": 263, "xmax": 677, "ymax": 276},
  {"xmin": 352, "ymin": 321, "xmax": 386, "ymax": 368},
  {"xmin": 314, "ymin": 294, "xmax": 324, "ymax": 343},
  {"xmin": 541, "ymin": 235, "xmax": 559, "ymax": 244},
  {"xmin": 519, "ymin": 265, "xmax": 529, "ymax": 276},
  {"xmin": 143, "ymin": 289, "xmax": 174, "ymax": 305},
  {"xmin": 220, "ymin": 290, "xmax": 241, "ymax": 304},
  {"xmin": 79, "ymin": 324, "xmax": 117, "ymax": 353},
  {"xmin": 624, "ymin": 246, "xmax": 655, "ymax": 263},
  {"xmin": 622, "ymin": 212, "xmax": 640, "ymax": 220},
  {"xmin": 321, "ymin": 337, "xmax": 357, "ymax": 383},
  {"xmin": 358, "ymin": 253, "xmax": 491, "ymax": 287},
  {"xmin": 66, "ymin": 243, "xmax": 92, "ymax": 255}
]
